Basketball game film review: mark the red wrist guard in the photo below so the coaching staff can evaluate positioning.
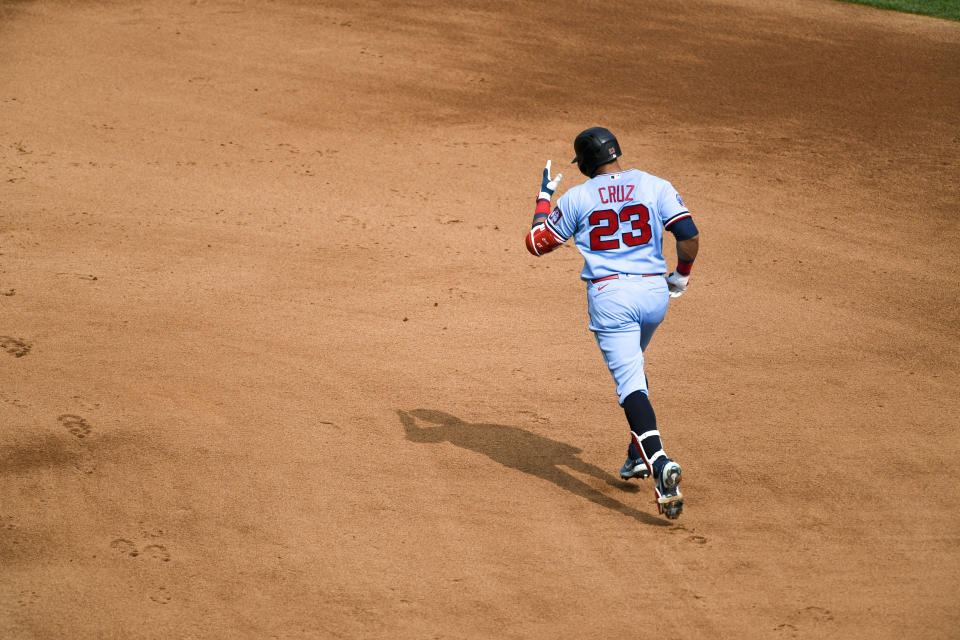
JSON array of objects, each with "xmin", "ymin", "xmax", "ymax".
[{"xmin": 676, "ymin": 259, "xmax": 694, "ymax": 276}]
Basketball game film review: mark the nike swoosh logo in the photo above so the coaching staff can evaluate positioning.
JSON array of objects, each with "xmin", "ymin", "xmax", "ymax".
[{"xmin": 598, "ymin": 284, "xmax": 610, "ymax": 291}]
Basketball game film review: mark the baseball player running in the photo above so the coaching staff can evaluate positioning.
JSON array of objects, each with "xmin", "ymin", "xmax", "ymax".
[{"xmin": 524, "ymin": 127, "xmax": 700, "ymax": 519}]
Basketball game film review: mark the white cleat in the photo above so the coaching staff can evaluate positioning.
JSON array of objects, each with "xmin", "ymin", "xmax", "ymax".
[{"xmin": 655, "ymin": 460, "xmax": 683, "ymax": 519}]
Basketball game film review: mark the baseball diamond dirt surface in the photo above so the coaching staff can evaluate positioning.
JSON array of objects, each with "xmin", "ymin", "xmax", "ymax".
[{"xmin": 2, "ymin": 0, "xmax": 959, "ymax": 638}]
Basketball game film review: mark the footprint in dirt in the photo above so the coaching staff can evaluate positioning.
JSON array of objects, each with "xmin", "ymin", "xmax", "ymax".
[
  {"xmin": 149, "ymin": 587, "xmax": 172, "ymax": 604},
  {"xmin": 58, "ymin": 414, "xmax": 91, "ymax": 439},
  {"xmin": 775, "ymin": 605, "xmax": 835, "ymax": 634},
  {"xmin": 668, "ymin": 523, "xmax": 708, "ymax": 545},
  {"xmin": 798, "ymin": 606, "xmax": 834, "ymax": 622},
  {"xmin": 142, "ymin": 544, "xmax": 171, "ymax": 562},
  {"xmin": 16, "ymin": 590, "xmax": 40, "ymax": 607},
  {"xmin": 110, "ymin": 537, "xmax": 172, "ymax": 562},
  {"xmin": 70, "ymin": 395, "xmax": 101, "ymax": 412},
  {"xmin": 0, "ymin": 336, "xmax": 31, "ymax": 358},
  {"xmin": 110, "ymin": 538, "xmax": 139, "ymax": 557}
]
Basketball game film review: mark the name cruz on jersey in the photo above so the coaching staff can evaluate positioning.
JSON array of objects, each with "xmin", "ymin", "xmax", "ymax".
[
  {"xmin": 598, "ymin": 184, "xmax": 635, "ymax": 204},
  {"xmin": 540, "ymin": 169, "xmax": 692, "ymax": 281}
]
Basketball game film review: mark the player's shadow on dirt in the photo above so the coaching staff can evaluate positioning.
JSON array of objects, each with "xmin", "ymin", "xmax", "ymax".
[
  {"xmin": 0, "ymin": 433, "xmax": 81, "ymax": 474},
  {"xmin": 398, "ymin": 409, "xmax": 668, "ymax": 526}
]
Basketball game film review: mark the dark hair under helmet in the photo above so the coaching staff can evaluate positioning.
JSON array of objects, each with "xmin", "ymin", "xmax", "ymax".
[{"xmin": 571, "ymin": 127, "xmax": 622, "ymax": 177}]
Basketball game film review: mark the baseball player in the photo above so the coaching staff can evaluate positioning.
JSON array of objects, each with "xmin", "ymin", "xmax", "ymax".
[{"xmin": 524, "ymin": 127, "xmax": 700, "ymax": 519}]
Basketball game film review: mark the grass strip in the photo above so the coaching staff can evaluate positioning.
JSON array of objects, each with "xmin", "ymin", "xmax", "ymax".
[{"xmin": 838, "ymin": 0, "xmax": 960, "ymax": 20}]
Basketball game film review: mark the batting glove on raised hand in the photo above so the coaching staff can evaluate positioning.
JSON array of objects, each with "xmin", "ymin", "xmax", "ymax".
[
  {"xmin": 666, "ymin": 271, "xmax": 690, "ymax": 298},
  {"xmin": 538, "ymin": 160, "xmax": 563, "ymax": 201}
]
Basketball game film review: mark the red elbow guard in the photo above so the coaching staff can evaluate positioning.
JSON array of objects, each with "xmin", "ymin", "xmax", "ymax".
[{"xmin": 526, "ymin": 223, "xmax": 564, "ymax": 256}]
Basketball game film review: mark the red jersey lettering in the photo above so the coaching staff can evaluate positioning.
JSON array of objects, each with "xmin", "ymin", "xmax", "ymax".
[{"xmin": 597, "ymin": 183, "xmax": 636, "ymax": 204}]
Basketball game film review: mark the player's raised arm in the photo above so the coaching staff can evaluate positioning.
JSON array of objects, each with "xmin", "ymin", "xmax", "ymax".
[{"xmin": 525, "ymin": 160, "xmax": 566, "ymax": 256}]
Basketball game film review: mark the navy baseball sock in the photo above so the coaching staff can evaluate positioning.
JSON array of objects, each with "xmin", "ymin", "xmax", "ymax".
[{"xmin": 622, "ymin": 390, "xmax": 666, "ymax": 471}]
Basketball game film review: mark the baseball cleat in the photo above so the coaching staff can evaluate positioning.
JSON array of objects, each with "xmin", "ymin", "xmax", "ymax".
[
  {"xmin": 619, "ymin": 456, "xmax": 651, "ymax": 480},
  {"xmin": 655, "ymin": 460, "xmax": 683, "ymax": 519}
]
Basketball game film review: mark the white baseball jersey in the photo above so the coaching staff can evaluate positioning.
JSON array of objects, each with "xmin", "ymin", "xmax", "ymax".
[{"xmin": 545, "ymin": 169, "xmax": 691, "ymax": 281}]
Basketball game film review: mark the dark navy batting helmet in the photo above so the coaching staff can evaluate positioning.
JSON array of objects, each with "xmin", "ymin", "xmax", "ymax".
[{"xmin": 571, "ymin": 127, "xmax": 622, "ymax": 177}]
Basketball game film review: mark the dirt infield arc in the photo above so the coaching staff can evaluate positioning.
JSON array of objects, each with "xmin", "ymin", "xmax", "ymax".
[{"xmin": 2, "ymin": 0, "xmax": 958, "ymax": 638}]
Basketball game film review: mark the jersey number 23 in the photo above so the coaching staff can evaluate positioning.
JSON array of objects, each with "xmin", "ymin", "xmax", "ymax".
[{"xmin": 588, "ymin": 204, "xmax": 652, "ymax": 251}]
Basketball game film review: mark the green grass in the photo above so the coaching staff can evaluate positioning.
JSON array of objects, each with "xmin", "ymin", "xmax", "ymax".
[{"xmin": 838, "ymin": 0, "xmax": 960, "ymax": 21}]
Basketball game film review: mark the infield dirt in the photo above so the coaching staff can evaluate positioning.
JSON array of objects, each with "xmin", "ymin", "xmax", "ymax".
[{"xmin": 2, "ymin": 0, "xmax": 959, "ymax": 638}]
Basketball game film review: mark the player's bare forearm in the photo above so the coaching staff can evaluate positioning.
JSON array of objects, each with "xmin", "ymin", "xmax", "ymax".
[
  {"xmin": 676, "ymin": 234, "xmax": 699, "ymax": 262},
  {"xmin": 666, "ymin": 234, "xmax": 698, "ymax": 297}
]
